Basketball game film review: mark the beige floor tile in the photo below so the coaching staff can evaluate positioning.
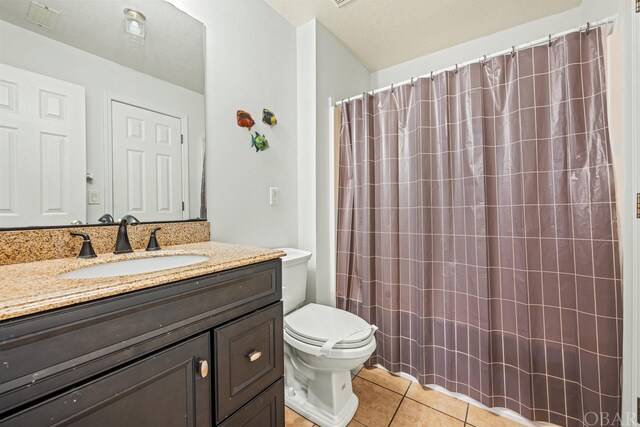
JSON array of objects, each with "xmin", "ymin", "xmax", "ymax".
[
  {"xmin": 466, "ymin": 405, "xmax": 524, "ymax": 427},
  {"xmin": 347, "ymin": 420, "xmax": 366, "ymax": 426},
  {"xmin": 357, "ymin": 367, "xmax": 411, "ymax": 395},
  {"xmin": 285, "ymin": 406, "xmax": 314, "ymax": 427},
  {"xmin": 351, "ymin": 377, "xmax": 403, "ymax": 427},
  {"xmin": 391, "ymin": 398, "xmax": 464, "ymax": 426},
  {"xmin": 405, "ymin": 383, "xmax": 469, "ymax": 421}
]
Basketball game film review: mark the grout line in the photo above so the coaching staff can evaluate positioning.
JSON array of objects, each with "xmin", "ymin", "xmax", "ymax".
[
  {"xmin": 356, "ymin": 368, "xmax": 412, "ymax": 396},
  {"xmin": 403, "ymin": 381, "xmax": 410, "ymax": 396},
  {"xmin": 387, "ymin": 396, "xmax": 404, "ymax": 427},
  {"xmin": 464, "ymin": 403, "xmax": 470, "ymax": 424},
  {"xmin": 355, "ymin": 375, "xmax": 406, "ymax": 397},
  {"xmin": 402, "ymin": 395, "xmax": 468, "ymax": 423}
]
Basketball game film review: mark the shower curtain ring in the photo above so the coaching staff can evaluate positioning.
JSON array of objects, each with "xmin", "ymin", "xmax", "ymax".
[
  {"xmin": 586, "ymin": 22, "xmax": 591, "ymax": 35},
  {"xmin": 410, "ymin": 77, "xmax": 414, "ymax": 87},
  {"xmin": 548, "ymin": 34, "xmax": 552, "ymax": 47},
  {"xmin": 430, "ymin": 71, "xmax": 434, "ymax": 81},
  {"xmin": 454, "ymin": 64, "xmax": 458, "ymax": 74},
  {"xmin": 482, "ymin": 55, "xmax": 487, "ymax": 66},
  {"xmin": 390, "ymin": 83, "xmax": 394, "ymax": 93},
  {"xmin": 511, "ymin": 46, "xmax": 516, "ymax": 57}
]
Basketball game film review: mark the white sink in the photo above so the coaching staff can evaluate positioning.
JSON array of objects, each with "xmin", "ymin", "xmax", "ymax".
[{"xmin": 60, "ymin": 255, "xmax": 210, "ymax": 279}]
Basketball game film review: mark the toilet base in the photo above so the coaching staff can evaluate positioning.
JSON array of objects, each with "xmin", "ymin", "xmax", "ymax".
[{"xmin": 285, "ymin": 387, "xmax": 358, "ymax": 427}]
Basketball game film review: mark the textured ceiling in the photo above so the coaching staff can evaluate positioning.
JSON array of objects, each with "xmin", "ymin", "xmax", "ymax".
[
  {"xmin": 0, "ymin": 0, "xmax": 204, "ymax": 93},
  {"xmin": 266, "ymin": 0, "xmax": 582, "ymax": 71}
]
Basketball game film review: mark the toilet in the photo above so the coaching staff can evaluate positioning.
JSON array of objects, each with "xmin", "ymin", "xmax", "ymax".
[{"xmin": 278, "ymin": 248, "xmax": 377, "ymax": 427}]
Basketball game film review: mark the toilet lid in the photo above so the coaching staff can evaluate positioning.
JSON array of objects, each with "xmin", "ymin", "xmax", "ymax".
[{"xmin": 284, "ymin": 304, "xmax": 376, "ymax": 350}]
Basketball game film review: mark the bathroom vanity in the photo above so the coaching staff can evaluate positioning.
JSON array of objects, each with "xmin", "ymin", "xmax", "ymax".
[{"xmin": 0, "ymin": 243, "xmax": 285, "ymax": 426}]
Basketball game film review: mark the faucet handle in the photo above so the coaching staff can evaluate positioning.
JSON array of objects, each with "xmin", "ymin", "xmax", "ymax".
[
  {"xmin": 70, "ymin": 232, "xmax": 97, "ymax": 259},
  {"xmin": 146, "ymin": 228, "xmax": 162, "ymax": 251}
]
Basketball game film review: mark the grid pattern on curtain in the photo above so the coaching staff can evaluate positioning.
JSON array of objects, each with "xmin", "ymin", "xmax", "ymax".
[{"xmin": 336, "ymin": 28, "xmax": 622, "ymax": 427}]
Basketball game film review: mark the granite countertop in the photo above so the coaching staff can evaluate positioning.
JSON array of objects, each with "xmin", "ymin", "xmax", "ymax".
[{"xmin": 0, "ymin": 241, "xmax": 285, "ymax": 321}]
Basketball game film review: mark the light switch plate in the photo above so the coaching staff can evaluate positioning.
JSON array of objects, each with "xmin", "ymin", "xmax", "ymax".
[
  {"xmin": 269, "ymin": 187, "xmax": 279, "ymax": 206},
  {"xmin": 88, "ymin": 190, "xmax": 100, "ymax": 205}
]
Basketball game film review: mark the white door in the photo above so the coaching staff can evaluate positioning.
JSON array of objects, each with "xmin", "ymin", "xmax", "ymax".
[
  {"xmin": 111, "ymin": 101, "xmax": 183, "ymax": 222},
  {"xmin": 0, "ymin": 63, "xmax": 86, "ymax": 227}
]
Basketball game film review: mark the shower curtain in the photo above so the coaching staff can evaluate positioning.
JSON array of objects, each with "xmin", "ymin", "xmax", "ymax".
[{"xmin": 337, "ymin": 27, "xmax": 622, "ymax": 427}]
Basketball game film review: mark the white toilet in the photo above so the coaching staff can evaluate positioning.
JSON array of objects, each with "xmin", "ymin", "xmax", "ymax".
[{"xmin": 278, "ymin": 248, "xmax": 377, "ymax": 427}]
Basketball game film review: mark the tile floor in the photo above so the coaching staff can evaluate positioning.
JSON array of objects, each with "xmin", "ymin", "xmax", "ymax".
[{"xmin": 285, "ymin": 366, "xmax": 524, "ymax": 427}]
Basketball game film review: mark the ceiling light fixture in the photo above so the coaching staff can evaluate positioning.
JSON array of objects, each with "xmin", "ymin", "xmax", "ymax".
[
  {"xmin": 26, "ymin": 1, "xmax": 61, "ymax": 30},
  {"xmin": 124, "ymin": 8, "xmax": 146, "ymax": 41}
]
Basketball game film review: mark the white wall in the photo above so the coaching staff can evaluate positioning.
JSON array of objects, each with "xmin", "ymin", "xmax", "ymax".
[
  {"xmin": 0, "ymin": 20, "xmax": 205, "ymax": 223},
  {"xmin": 297, "ymin": 20, "xmax": 318, "ymax": 300},
  {"xmin": 168, "ymin": 0, "xmax": 298, "ymax": 248},
  {"xmin": 295, "ymin": 19, "xmax": 369, "ymax": 305},
  {"xmin": 314, "ymin": 21, "xmax": 370, "ymax": 305},
  {"xmin": 372, "ymin": 1, "xmax": 626, "ymax": 88}
]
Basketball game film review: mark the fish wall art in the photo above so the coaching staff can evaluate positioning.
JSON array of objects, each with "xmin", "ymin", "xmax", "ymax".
[
  {"xmin": 262, "ymin": 108, "xmax": 277, "ymax": 126},
  {"xmin": 251, "ymin": 132, "xmax": 269, "ymax": 152},
  {"xmin": 236, "ymin": 110, "xmax": 255, "ymax": 130}
]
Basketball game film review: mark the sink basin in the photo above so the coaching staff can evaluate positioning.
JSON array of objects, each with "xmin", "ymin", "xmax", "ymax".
[{"xmin": 60, "ymin": 255, "xmax": 210, "ymax": 279}]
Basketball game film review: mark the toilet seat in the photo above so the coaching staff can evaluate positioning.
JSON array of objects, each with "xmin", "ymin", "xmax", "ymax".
[{"xmin": 285, "ymin": 304, "xmax": 377, "ymax": 355}]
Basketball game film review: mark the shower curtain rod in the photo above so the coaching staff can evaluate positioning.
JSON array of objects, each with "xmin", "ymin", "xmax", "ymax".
[{"xmin": 335, "ymin": 16, "xmax": 616, "ymax": 106}]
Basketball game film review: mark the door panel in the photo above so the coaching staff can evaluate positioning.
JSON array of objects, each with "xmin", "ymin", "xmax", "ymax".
[
  {"xmin": 112, "ymin": 101, "xmax": 183, "ymax": 221},
  {"xmin": 1, "ymin": 334, "xmax": 212, "ymax": 427},
  {"xmin": 0, "ymin": 63, "xmax": 86, "ymax": 227}
]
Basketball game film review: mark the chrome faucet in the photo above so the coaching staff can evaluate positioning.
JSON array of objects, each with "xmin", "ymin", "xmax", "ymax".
[{"xmin": 114, "ymin": 217, "xmax": 139, "ymax": 254}]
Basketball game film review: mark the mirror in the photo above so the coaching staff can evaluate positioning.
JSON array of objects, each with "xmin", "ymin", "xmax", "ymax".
[{"xmin": 0, "ymin": 0, "xmax": 206, "ymax": 228}]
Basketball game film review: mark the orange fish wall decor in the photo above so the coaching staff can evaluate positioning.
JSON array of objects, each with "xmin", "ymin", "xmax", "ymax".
[{"xmin": 236, "ymin": 110, "xmax": 255, "ymax": 130}]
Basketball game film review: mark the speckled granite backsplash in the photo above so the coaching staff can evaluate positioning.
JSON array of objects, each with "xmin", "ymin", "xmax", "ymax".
[{"xmin": 0, "ymin": 221, "xmax": 210, "ymax": 265}]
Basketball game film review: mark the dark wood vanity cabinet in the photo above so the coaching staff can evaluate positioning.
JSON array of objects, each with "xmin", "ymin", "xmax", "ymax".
[
  {"xmin": 0, "ymin": 259, "xmax": 284, "ymax": 427},
  {"xmin": 3, "ymin": 334, "xmax": 212, "ymax": 426}
]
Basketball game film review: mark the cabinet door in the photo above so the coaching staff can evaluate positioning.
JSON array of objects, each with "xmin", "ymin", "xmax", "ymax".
[
  {"xmin": 219, "ymin": 378, "xmax": 284, "ymax": 427},
  {"xmin": 1, "ymin": 334, "xmax": 211, "ymax": 427}
]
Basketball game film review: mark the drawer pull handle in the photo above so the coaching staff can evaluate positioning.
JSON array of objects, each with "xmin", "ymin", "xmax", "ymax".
[
  {"xmin": 198, "ymin": 359, "xmax": 209, "ymax": 378},
  {"xmin": 247, "ymin": 350, "xmax": 262, "ymax": 362}
]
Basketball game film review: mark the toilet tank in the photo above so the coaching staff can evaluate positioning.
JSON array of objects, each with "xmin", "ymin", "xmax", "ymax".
[{"xmin": 277, "ymin": 248, "xmax": 312, "ymax": 314}]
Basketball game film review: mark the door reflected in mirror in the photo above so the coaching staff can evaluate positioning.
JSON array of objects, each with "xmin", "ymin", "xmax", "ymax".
[{"xmin": 0, "ymin": 0, "xmax": 206, "ymax": 228}]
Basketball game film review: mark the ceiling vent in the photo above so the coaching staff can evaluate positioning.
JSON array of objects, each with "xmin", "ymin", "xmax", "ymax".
[
  {"xmin": 333, "ymin": 0, "xmax": 356, "ymax": 7},
  {"xmin": 26, "ymin": 1, "xmax": 61, "ymax": 30}
]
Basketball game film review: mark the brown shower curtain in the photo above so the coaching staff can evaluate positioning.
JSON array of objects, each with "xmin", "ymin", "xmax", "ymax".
[{"xmin": 337, "ymin": 28, "xmax": 622, "ymax": 427}]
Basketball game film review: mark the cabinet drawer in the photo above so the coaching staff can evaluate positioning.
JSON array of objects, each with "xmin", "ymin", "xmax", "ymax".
[
  {"xmin": 219, "ymin": 378, "xmax": 284, "ymax": 427},
  {"xmin": 1, "ymin": 333, "xmax": 211, "ymax": 427},
  {"xmin": 215, "ymin": 302, "xmax": 283, "ymax": 423}
]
